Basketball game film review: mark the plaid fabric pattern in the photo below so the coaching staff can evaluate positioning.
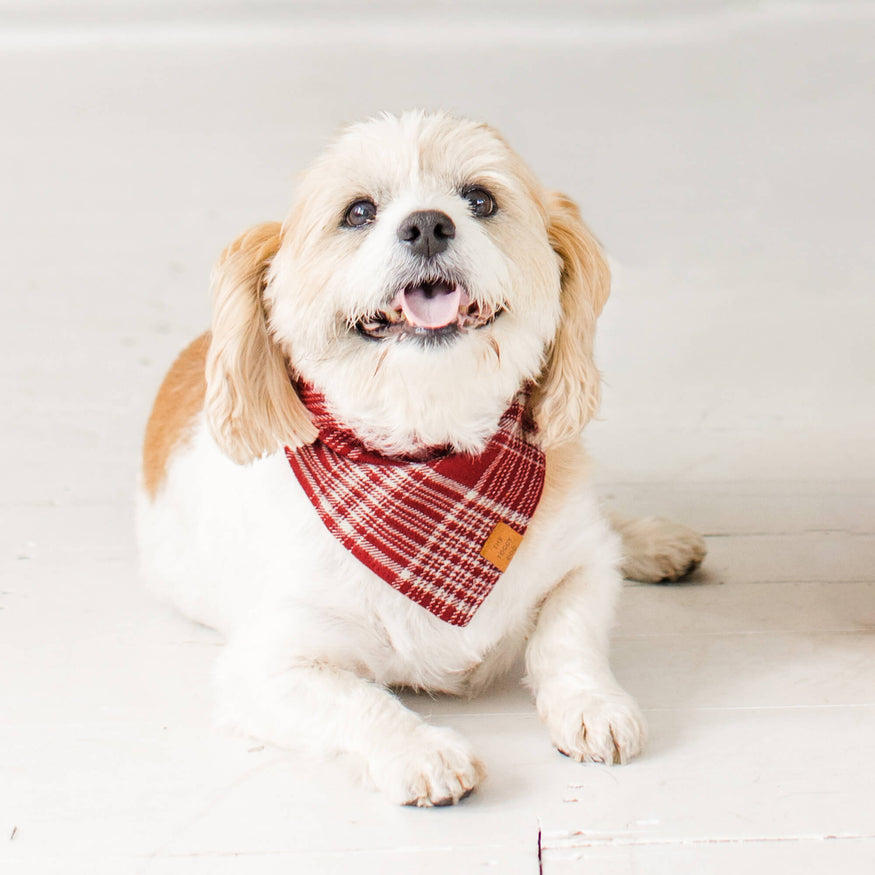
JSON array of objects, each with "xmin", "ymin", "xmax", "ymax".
[{"xmin": 285, "ymin": 386, "xmax": 546, "ymax": 627}]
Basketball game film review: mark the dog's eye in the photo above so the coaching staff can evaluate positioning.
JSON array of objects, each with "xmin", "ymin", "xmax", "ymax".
[
  {"xmin": 463, "ymin": 187, "xmax": 497, "ymax": 218},
  {"xmin": 344, "ymin": 199, "xmax": 377, "ymax": 228}
]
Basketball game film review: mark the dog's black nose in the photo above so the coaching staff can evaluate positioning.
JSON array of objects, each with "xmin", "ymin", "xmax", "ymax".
[{"xmin": 397, "ymin": 210, "xmax": 456, "ymax": 257}]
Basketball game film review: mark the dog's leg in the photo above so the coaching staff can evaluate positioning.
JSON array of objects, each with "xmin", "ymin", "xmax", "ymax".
[
  {"xmin": 213, "ymin": 628, "xmax": 485, "ymax": 807},
  {"xmin": 611, "ymin": 514, "xmax": 707, "ymax": 582},
  {"xmin": 525, "ymin": 537, "xmax": 646, "ymax": 765}
]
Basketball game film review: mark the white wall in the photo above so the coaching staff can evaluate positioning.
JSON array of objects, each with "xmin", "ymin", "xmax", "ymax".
[
  {"xmin": 1, "ymin": 0, "xmax": 872, "ymax": 497},
  {"xmin": 0, "ymin": 0, "xmax": 841, "ymax": 26}
]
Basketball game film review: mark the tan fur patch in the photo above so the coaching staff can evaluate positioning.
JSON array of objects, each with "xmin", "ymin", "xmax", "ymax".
[
  {"xmin": 142, "ymin": 333, "xmax": 210, "ymax": 499},
  {"xmin": 529, "ymin": 191, "xmax": 610, "ymax": 448},
  {"xmin": 537, "ymin": 441, "xmax": 593, "ymax": 521}
]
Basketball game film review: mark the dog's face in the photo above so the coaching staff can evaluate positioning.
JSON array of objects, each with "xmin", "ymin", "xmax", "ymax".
[{"xmin": 204, "ymin": 111, "xmax": 610, "ymax": 463}]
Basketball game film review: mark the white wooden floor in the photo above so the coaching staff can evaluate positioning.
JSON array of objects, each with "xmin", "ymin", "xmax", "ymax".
[{"xmin": 2, "ymin": 3, "xmax": 873, "ymax": 873}]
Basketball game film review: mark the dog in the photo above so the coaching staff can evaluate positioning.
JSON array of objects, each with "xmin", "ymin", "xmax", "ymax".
[{"xmin": 137, "ymin": 110, "xmax": 706, "ymax": 806}]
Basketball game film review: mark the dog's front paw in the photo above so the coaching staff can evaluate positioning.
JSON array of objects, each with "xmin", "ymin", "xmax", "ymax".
[
  {"xmin": 370, "ymin": 724, "xmax": 486, "ymax": 807},
  {"xmin": 619, "ymin": 517, "xmax": 707, "ymax": 582},
  {"xmin": 541, "ymin": 687, "xmax": 646, "ymax": 765}
]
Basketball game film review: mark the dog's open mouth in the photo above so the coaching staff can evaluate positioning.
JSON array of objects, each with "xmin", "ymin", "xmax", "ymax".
[{"xmin": 356, "ymin": 280, "xmax": 500, "ymax": 342}]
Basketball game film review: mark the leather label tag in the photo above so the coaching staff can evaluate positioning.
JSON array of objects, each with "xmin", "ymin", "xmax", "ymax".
[{"xmin": 480, "ymin": 521, "xmax": 523, "ymax": 572}]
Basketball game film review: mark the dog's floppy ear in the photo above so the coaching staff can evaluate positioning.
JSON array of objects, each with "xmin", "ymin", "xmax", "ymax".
[
  {"xmin": 530, "ymin": 191, "xmax": 611, "ymax": 448},
  {"xmin": 204, "ymin": 221, "xmax": 317, "ymax": 464}
]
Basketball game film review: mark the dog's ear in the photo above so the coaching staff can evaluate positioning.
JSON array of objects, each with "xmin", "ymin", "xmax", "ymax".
[
  {"xmin": 204, "ymin": 221, "xmax": 317, "ymax": 464},
  {"xmin": 530, "ymin": 191, "xmax": 611, "ymax": 448}
]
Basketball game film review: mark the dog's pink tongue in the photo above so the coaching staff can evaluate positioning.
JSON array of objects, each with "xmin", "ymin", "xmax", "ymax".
[{"xmin": 396, "ymin": 283, "xmax": 462, "ymax": 329}]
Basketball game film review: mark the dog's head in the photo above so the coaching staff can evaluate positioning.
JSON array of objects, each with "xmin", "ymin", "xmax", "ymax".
[{"xmin": 205, "ymin": 110, "xmax": 610, "ymax": 463}]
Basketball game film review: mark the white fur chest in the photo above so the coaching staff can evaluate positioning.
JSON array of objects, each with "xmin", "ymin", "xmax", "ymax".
[{"xmin": 138, "ymin": 417, "xmax": 613, "ymax": 694}]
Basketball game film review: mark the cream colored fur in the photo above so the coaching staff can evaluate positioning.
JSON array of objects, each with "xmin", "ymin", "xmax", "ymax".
[{"xmin": 137, "ymin": 110, "xmax": 706, "ymax": 807}]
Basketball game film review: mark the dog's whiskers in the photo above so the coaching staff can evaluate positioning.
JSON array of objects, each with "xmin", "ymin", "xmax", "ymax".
[
  {"xmin": 372, "ymin": 346, "xmax": 389, "ymax": 377},
  {"xmin": 487, "ymin": 334, "xmax": 501, "ymax": 363}
]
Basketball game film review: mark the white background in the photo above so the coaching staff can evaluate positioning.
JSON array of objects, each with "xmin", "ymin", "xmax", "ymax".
[{"xmin": 1, "ymin": 2, "xmax": 873, "ymax": 872}]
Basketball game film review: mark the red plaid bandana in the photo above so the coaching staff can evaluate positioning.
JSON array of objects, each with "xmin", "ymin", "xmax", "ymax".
[{"xmin": 285, "ymin": 385, "xmax": 546, "ymax": 626}]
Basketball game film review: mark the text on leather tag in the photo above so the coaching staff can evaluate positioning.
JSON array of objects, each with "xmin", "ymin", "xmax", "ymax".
[{"xmin": 480, "ymin": 521, "xmax": 524, "ymax": 572}]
